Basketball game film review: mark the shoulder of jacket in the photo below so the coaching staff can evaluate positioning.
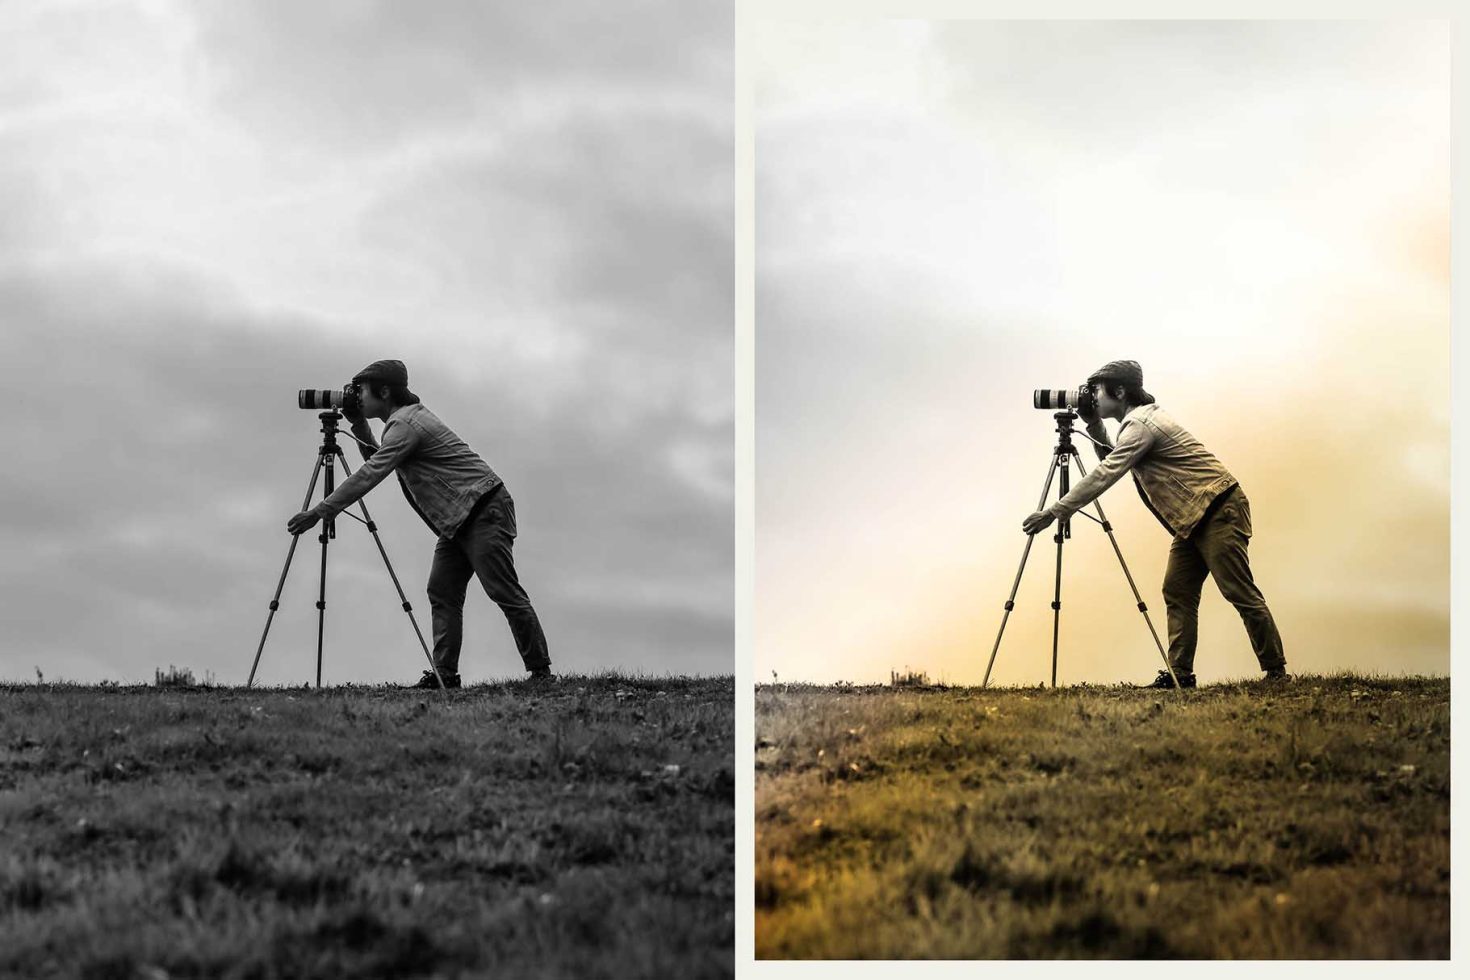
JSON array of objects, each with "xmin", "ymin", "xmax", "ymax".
[
  {"xmin": 1121, "ymin": 412, "xmax": 1158, "ymax": 441},
  {"xmin": 1135, "ymin": 405, "xmax": 1164, "ymax": 426},
  {"xmin": 384, "ymin": 411, "xmax": 423, "ymax": 437}
]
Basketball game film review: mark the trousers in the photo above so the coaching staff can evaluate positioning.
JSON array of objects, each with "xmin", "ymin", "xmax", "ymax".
[
  {"xmin": 1161, "ymin": 487, "xmax": 1284, "ymax": 673},
  {"xmin": 426, "ymin": 486, "xmax": 550, "ymax": 674}
]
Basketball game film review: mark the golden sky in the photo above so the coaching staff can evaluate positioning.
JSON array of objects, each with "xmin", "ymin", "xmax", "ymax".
[{"xmin": 755, "ymin": 20, "xmax": 1449, "ymax": 685}]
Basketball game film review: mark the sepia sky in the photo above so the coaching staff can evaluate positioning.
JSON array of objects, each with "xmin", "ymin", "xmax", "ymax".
[
  {"xmin": 755, "ymin": 19, "xmax": 1449, "ymax": 685},
  {"xmin": 0, "ymin": 0, "xmax": 732, "ymax": 683}
]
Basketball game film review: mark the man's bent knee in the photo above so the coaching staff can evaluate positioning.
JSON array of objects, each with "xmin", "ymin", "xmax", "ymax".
[
  {"xmin": 492, "ymin": 593, "xmax": 534, "ymax": 615},
  {"xmin": 427, "ymin": 581, "xmax": 467, "ymax": 609},
  {"xmin": 1219, "ymin": 583, "xmax": 1268, "ymax": 611},
  {"xmin": 1162, "ymin": 586, "xmax": 1202, "ymax": 610}
]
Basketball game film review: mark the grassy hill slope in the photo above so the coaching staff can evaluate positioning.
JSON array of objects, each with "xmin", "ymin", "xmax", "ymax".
[
  {"xmin": 1, "ymin": 675, "xmax": 733, "ymax": 979},
  {"xmin": 755, "ymin": 675, "xmax": 1448, "ymax": 959}
]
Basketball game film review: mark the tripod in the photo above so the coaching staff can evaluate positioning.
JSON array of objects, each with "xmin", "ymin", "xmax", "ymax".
[
  {"xmin": 982, "ymin": 411, "xmax": 1179, "ymax": 690},
  {"xmin": 247, "ymin": 411, "xmax": 445, "ymax": 690}
]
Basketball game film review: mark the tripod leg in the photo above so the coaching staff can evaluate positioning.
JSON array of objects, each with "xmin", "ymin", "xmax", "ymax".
[
  {"xmin": 1050, "ymin": 455, "xmax": 1072, "ymax": 689},
  {"xmin": 1050, "ymin": 527, "xmax": 1064, "ymax": 688},
  {"xmin": 336, "ymin": 450, "xmax": 445, "ymax": 691},
  {"xmin": 314, "ymin": 448, "xmax": 338, "ymax": 689},
  {"xmin": 1071, "ymin": 450, "xmax": 1180, "ymax": 690},
  {"xmin": 248, "ymin": 453, "xmax": 327, "ymax": 687},
  {"xmin": 982, "ymin": 454, "xmax": 1062, "ymax": 688}
]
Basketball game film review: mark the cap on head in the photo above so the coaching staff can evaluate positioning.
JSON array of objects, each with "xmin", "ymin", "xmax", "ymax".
[
  {"xmin": 353, "ymin": 359, "xmax": 409, "ymax": 387},
  {"xmin": 1087, "ymin": 359, "xmax": 1155, "ymax": 404}
]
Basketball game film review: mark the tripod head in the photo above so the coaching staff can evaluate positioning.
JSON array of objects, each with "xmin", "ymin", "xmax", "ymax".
[
  {"xmin": 315, "ymin": 410, "xmax": 377, "ymax": 458},
  {"xmin": 1044, "ymin": 411, "xmax": 1080, "ymax": 540},
  {"xmin": 311, "ymin": 412, "xmax": 344, "ymax": 539},
  {"xmin": 1052, "ymin": 410, "xmax": 1078, "ymax": 449}
]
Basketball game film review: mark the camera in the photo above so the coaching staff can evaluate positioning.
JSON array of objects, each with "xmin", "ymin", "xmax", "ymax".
[
  {"xmin": 298, "ymin": 386, "xmax": 361, "ymax": 414},
  {"xmin": 1033, "ymin": 386, "xmax": 1096, "ymax": 416}
]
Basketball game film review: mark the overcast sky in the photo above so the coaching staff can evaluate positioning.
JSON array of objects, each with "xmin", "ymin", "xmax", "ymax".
[
  {"xmin": 755, "ymin": 19, "xmax": 1449, "ymax": 685},
  {"xmin": 0, "ymin": 0, "xmax": 732, "ymax": 684}
]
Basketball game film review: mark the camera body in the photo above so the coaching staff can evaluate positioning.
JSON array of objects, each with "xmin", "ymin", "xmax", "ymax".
[
  {"xmin": 298, "ymin": 386, "xmax": 361, "ymax": 415},
  {"xmin": 1032, "ymin": 385, "xmax": 1095, "ymax": 417}
]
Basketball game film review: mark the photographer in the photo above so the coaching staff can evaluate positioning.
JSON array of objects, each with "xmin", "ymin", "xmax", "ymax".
[
  {"xmin": 286, "ymin": 360, "xmax": 551, "ymax": 688},
  {"xmin": 1020, "ymin": 360, "xmax": 1286, "ymax": 688}
]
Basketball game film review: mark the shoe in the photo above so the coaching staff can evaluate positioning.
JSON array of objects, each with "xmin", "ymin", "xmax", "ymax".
[
  {"xmin": 1141, "ymin": 668, "xmax": 1196, "ymax": 689},
  {"xmin": 525, "ymin": 666, "xmax": 555, "ymax": 682},
  {"xmin": 1261, "ymin": 666, "xmax": 1291, "ymax": 683},
  {"xmin": 409, "ymin": 669, "xmax": 460, "ymax": 689}
]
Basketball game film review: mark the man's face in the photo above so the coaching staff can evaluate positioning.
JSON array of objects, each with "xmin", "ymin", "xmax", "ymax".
[
  {"xmin": 1091, "ymin": 381, "xmax": 1125, "ymax": 419},
  {"xmin": 356, "ymin": 381, "xmax": 390, "ymax": 418}
]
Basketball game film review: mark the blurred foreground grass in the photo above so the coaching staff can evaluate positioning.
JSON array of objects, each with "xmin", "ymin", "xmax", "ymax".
[
  {"xmin": 1, "ymin": 674, "xmax": 733, "ymax": 979},
  {"xmin": 755, "ymin": 674, "xmax": 1447, "ymax": 959}
]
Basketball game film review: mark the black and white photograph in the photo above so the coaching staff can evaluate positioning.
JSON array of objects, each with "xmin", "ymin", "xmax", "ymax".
[{"xmin": 0, "ymin": 1, "xmax": 733, "ymax": 976}]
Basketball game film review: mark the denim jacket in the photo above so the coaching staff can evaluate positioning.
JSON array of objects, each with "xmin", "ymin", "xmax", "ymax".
[
  {"xmin": 1051, "ymin": 404, "xmax": 1237, "ymax": 539},
  {"xmin": 317, "ymin": 404, "xmax": 503, "ymax": 538}
]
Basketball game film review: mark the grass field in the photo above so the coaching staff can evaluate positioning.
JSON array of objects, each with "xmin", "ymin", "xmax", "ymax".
[
  {"xmin": 0, "ymin": 674, "xmax": 733, "ymax": 979},
  {"xmin": 755, "ymin": 674, "xmax": 1449, "ymax": 959}
]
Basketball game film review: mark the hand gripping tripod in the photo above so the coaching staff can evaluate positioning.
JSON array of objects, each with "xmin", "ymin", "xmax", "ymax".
[
  {"xmin": 982, "ymin": 411, "xmax": 1179, "ymax": 690},
  {"xmin": 247, "ymin": 411, "xmax": 445, "ymax": 690}
]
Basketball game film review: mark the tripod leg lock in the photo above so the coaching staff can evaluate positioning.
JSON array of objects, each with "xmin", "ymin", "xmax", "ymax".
[
  {"xmin": 1137, "ymin": 602, "xmax": 1148, "ymax": 612},
  {"xmin": 402, "ymin": 602, "xmax": 412, "ymax": 612},
  {"xmin": 268, "ymin": 600, "xmax": 279, "ymax": 611},
  {"xmin": 366, "ymin": 521, "xmax": 378, "ymax": 532},
  {"xmin": 1101, "ymin": 521, "xmax": 1113, "ymax": 531},
  {"xmin": 1003, "ymin": 600, "xmax": 1014, "ymax": 611},
  {"xmin": 316, "ymin": 601, "xmax": 326, "ymax": 611},
  {"xmin": 1051, "ymin": 601, "xmax": 1061, "ymax": 611}
]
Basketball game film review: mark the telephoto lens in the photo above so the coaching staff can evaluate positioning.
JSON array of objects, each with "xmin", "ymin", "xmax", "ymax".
[
  {"xmin": 297, "ymin": 387, "xmax": 360, "ymax": 414},
  {"xmin": 1034, "ymin": 388, "xmax": 1077, "ymax": 410},
  {"xmin": 1032, "ymin": 386, "xmax": 1096, "ymax": 416}
]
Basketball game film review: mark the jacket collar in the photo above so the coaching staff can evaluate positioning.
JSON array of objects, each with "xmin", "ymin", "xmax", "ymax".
[
  {"xmin": 386, "ymin": 403, "xmax": 419, "ymax": 424},
  {"xmin": 1120, "ymin": 403, "xmax": 1154, "ymax": 427}
]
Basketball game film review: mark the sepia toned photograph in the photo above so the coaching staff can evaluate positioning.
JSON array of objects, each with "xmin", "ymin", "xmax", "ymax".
[
  {"xmin": 753, "ymin": 16, "xmax": 1449, "ymax": 959},
  {"xmin": 0, "ymin": 1, "xmax": 733, "ymax": 976}
]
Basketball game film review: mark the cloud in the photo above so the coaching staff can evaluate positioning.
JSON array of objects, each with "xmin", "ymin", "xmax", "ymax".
[
  {"xmin": 754, "ymin": 19, "xmax": 1448, "ymax": 684},
  {"xmin": 0, "ymin": 0, "xmax": 732, "ymax": 682},
  {"xmin": 192, "ymin": 0, "xmax": 730, "ymax": 152},
  {"xmin": 355, "ymin": 107, "xmax": 733, "ymax": 416},
  {"xmin": 0, "ymin": 260, "xmax": 731, "ymax": 682}
]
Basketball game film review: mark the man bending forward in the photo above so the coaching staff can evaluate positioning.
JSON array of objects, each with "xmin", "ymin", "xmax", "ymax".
[
  {"xmin": 287, "ymin": 359, "xmax": 551, "ymax": 688},
  {"xmin": 1021, "ymin": 360, "xmax": 1286, "ymax": 688}
]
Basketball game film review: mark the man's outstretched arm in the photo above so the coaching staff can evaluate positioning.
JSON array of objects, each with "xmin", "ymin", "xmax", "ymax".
[
  {"xmin": 346, "ymin": 412, "xmax": 438, "ymax": 535},
  {"xmin": 1051, "ymin": 420, "xmax": 1154, "ymax": 519},
  {"xmin": 1021, "ymin": 421, "xmax": 1154, "ymax": 534},
  {"xmin": 317, "ymin": 419, "xmax": 419, "ymax": 518},
  {"xmin": 285, "ymin": 421, "xmax": 420, "ymax": 534}
]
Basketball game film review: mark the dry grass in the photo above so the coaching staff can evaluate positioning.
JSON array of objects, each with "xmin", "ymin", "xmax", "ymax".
[
  {"xmin": 755, "ymin": 674, "xmax": 1448, "ymax": 959},
  {"xmin": 0, "ymin": 674, "xmax": 733, "ymax": 979}
]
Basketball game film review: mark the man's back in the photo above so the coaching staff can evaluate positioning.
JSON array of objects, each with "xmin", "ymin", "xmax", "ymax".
[
  {"xmin": 1122, "ymin": 404, "xmax": 1237, "ymax": 537},
  {"xmin": 383, "ymin": 404, "xmax": 503, "ymax": 537}
]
